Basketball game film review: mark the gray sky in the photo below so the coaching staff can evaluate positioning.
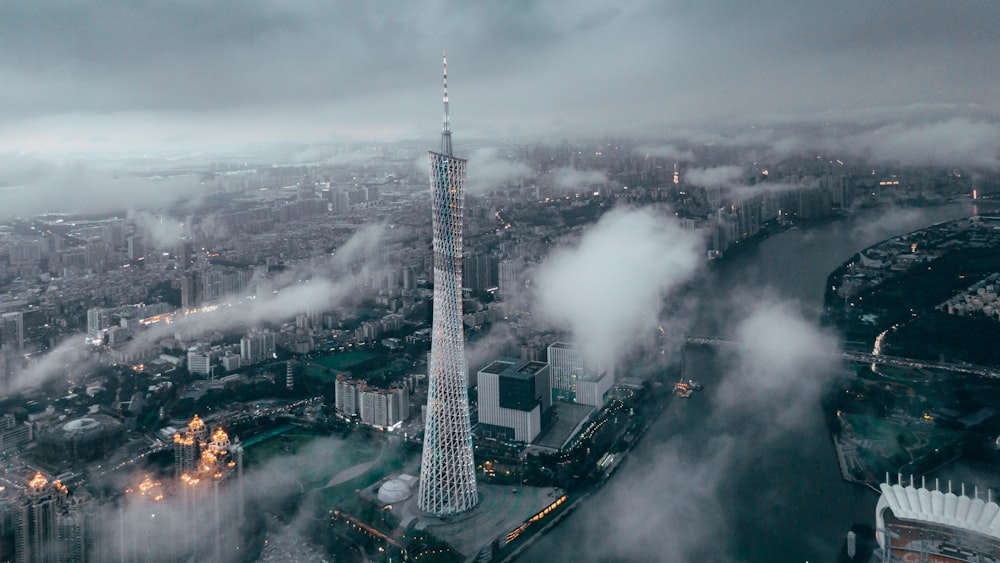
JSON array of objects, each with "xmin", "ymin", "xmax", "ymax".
[{"xmin": 1, "ymin": 1, "xmax": 997, "ymax": 153}]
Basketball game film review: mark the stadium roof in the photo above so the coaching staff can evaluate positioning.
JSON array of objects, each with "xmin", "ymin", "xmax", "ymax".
[{"xmin": 876, "ymin": 475, "xmax": 1000, "ymax": 549}]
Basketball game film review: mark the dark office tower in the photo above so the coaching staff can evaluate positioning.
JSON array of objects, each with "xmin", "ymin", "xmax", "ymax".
[
  {"xmin": 0, "ymin": 312, "xmax": 24, "ymax": 354},
  {"xmin": 418, "ymin": 52, "xmax": 479, "ymax": 516},
  {"xmin": 126, "ymin": 235, "xmax": 144, "ymax": 261},
  {"xmin": 178, "ymin": 241, "xmax": 193, "ymax": 270}
]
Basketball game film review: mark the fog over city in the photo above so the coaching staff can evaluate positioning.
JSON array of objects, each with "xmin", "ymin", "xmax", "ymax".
[
  {"xmin": 1, "ymin": 2, "xmax": 998, "ymax": 155},
  {"xmin": 0, "ymin": 2, "xmax": 998, "ymax": 562}
]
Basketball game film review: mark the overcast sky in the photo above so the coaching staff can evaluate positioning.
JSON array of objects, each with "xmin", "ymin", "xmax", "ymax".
[{"xmin": 1, "ymin": 1, "xmax": 997, "ymax": 154}]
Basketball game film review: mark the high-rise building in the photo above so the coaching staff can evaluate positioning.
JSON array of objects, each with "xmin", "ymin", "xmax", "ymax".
[
  {"xmin": 418, "ymin": 52, "xmax": 479, "ymax": 516},
  {"xmin": 335, "ymin": 375, "xmax": 362, "ymax": 417},
  {"xmin": 176, "ymin": 425, "xmax": 244, "ymax": 563},
  {"xmin": 173, "ymin": 414, "xmax": 209, "ymax": 479},
  {"xmin": 13, "ymin": 472, "xmax": 87, "ymax": 563},
  {"xmin": 187, "ymin": 346, "xmax": 212, "ymax": 376},
  {"xmin": 126, "ymin": 235, "xmax": 144, "ymax": 261},
  {"xmin": 86, "ymin": 307, "xmax": 107, "ymax": 338},
  {"xmin": 477, "ymin": 358, "xmax": 550, "ymax": 443},
  {"xmin": 239, "ymin": 330, "xmax": 275, "ymax": 366},
  {"xmin": 547, "ymin": 342, "xmax": 612, "ymax": 407},
  {"xmin": 0, "ymin": 312, "xmax": 24, "ymax": 354},
  {"xmin": 359, "ymin": 385, "xmax": 409, "ymax": 428}
]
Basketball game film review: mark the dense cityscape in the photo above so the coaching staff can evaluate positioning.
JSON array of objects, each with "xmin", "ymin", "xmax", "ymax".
[{"xmin": 2, "ymin": 3, "xmax": 1000, "ymax": 562}]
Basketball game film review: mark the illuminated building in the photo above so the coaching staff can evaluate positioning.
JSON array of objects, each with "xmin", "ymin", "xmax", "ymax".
[
  {"xmin": 13, "ymin": 472, "xmax": 87, "ymax": 563},
  {"xmin": 110, "ymin": 475, "xmax": 166, "ymax": 563},
  {"xmin": 418, "ymin": 51, "xmax": 479, "ymax": 516},
  {"xmin": 875, "ymin": 474, "xmax": 1000, "ymax": 562},
  {"xmin": 477, "ymin": 358, "xmax": 550, "ymax": 443},
  {"xmin": 173, "ymin": 414, "xmax": 209, "ymax": 478},
  {"xmin": 177, "ymin": 425, "xmax": 244, "ymax": 562},
  {"xmin": 547, "ymin": 342, "xmax": 612, "ymax": 407}
]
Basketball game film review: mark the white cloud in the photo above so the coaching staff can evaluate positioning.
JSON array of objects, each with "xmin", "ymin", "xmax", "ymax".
[
  {"xmin": 466, "ymin": 147, "xmax": 534, "ymax": 194},
  {"xmin": 532, "ymin": 206, "xmax": 704, "ymax": 371},
  {"xmin": 549, "ymin": 166, "xmax": 608, "ymax": 191},
  {"xmin": 685, "ymin": 165, "xmax": 744, "ymax": 188}
]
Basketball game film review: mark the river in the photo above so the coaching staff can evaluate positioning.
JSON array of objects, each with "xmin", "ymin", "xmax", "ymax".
[{"xmin": 519, "ymin": 203, "xmax": 973, "ymax": 562}]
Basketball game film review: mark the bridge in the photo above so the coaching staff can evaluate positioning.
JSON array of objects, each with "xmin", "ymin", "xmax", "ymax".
[{"xmin": 668, "ymin": 334, "xmax": 1000, "ymax": 378}]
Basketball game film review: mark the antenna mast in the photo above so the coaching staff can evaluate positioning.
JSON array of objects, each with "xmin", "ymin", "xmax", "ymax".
[{"xmin": 441, "ymin": 50, "xmax": 453, "ymax": 156}]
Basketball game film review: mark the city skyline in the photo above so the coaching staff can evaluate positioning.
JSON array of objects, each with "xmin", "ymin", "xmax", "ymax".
[{"xmin": 0, "ymin": 3, "xmax": 999, "ymax": 562}]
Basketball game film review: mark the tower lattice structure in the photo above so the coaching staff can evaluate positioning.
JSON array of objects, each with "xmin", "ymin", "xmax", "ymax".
[{"xmin": 417, "ymin": 51, "xmax": 479, "ymax": 515}]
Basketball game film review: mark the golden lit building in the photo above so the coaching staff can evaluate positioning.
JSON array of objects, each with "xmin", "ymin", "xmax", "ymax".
[
  {"xmin": 178, "ymin": 424, "xmax": 243, "ymax": 562},
  {"xmin": 12, "ymin": 472, "xmax": 87, "ymax": 563},
  {"xmin": 172, "ymin": 414, "xmax": 208, "ymax": 478}
]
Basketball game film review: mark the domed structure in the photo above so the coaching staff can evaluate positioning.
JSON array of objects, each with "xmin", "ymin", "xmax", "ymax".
[
  {"xmin": 62, "ymin": 417, "xmax": 101, "ymax": 435},
  {"xmin": 37, "ymin": 414, "xmax": 124, "ymax": 462},
  {"xmin": 377, "ymin": 478, "xmax": 413, "ymax": 505}
]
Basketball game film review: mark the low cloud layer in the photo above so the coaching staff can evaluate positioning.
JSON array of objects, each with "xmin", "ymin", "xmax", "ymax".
[
  {"xmin": 92, "ymin": 434, "xmax": 348, "ymax": 562},
  {"xmin": 549, "ymin": 166, "xmax": 608, "ymax": 191},
  {"xmin": 132, "ymin": 224, "xmax": 386, "ymax": 347},
  {"xmin": 716, "ymin": 296, "xmax": 841, "ymax": 431},
  {"xmin": 532, "ymin": 206, "xmax": 704, "ymax": 371},
  {"xmin": 558, "ymin": 296, "xmax": 844, "ymax": 560},
  {"xmin": 636, "ymin": 144, "xmax": 696, "ymax": 162},
  {"xmin": 848, "ymin": 118, "xmax": 1000, "ymax": 170},
  {"xmin": 3, "ymin": 3, "xmax": 998, "ymax": 151},
  {"xmin": 0, "ymin": 156, "xmax": 205, "ymax": 218},
  {"xmin": 4, "ymin": 335, "xmax": 98, "ymax": 395},
  {"xmin": 466, "ymin": 147, "xmax": 534, "ymax": 194},
  {"xmin": 685, "ymin": 165, "xmax": 744, "ymax": 188}
]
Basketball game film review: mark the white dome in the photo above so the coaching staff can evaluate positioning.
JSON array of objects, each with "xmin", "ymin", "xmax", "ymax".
[
  {"xmin": 63, "ymin": 417, "xmax": 100, "ymax": 432},
  {"xmin": 377, "ymin": 478, "xmax": 412, "ymax": 504}
]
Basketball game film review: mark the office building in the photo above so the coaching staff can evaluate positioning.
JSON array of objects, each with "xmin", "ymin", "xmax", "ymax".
[
  {"xmin": 0, "ymin": 413, "xmax": 31, "ymax": 453},
  {"xmin": 0, "ymin": 312, "xmax": 24, "ymax": 354},
  {"xmin": 187, "ymin": 346, "xmax": 212, "ymax": 376},
  {"xmin": 477, "ymin": 358, "xmax": 550, "ymax": 443},
  {"xmin": 547, "ymin": 342, "xmax": 612, "ymax": 406}
]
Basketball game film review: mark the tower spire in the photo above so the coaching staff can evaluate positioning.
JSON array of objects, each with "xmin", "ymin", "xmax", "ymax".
[{"xmin": 441, "ymin": 50, "xmax": 452, "ymax": 156}]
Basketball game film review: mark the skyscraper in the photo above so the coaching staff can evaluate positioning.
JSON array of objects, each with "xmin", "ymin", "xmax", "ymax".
[
  {"xmin": 13, "ymin": 472, "xmax": 87, "ymax": 563},
  {"xmin": 417, "ymin": 52, "xmax": 479, "ymax": 516},
  {"xmin": 0, "ymin": 312, "xmax": 24, "ymax": 354}
]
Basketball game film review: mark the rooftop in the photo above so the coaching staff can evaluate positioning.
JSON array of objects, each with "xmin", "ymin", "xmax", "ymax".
[
  {"xmin": 479, "ymin": 357, "xmax": 547, "ymax": 380},
  {"xmin": 877, "ymin": 475, "xmax": 1000, "ymax": 548}
]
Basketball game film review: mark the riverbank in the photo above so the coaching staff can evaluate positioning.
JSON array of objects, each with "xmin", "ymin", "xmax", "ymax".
[{"xmin": 521, "ymin": 202, "xmax": 973, "ymax": 562}]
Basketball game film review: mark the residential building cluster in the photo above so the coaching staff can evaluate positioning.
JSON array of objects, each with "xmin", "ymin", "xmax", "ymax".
[{"xmin": 940, "ymin": 272, "xmax": 1000, "ymax": 320}]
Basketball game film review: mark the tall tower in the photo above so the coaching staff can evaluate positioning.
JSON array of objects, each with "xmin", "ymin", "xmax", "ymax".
[{"xmin": 417, "ymin": 51, "xmax": 479, "ymax": 515}]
